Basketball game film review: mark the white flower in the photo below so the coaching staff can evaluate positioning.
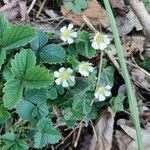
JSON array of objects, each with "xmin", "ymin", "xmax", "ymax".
[
  {"xmin": 78, "ymin": 62, "xmax": 94, "ymax": 77},
  {"xmin": 60, "ymin": 24, "xmax": 77, "ymax": 44},
  {"xmin": 54, "ymin": 67, "xmax": 75, "ymax": 87},
  {"xmin": 94, "ymin": 85, "xmax": 112, "ymax": 101},
  {"xmin": 92, "ymin": 32, "xmax": 110, "ymax": 50}
]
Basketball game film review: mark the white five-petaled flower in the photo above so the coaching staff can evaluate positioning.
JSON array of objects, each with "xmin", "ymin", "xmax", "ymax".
[
  {"xmin": 60, "ymin": 24, "xmax": 77, "ymax": 44},
  {"xmin": 78, "ymin": 62, "xmax": 94, "ymax": 77},
  {"xmin": 54, "ymin": 67, "xmax": 75, "ymax": 87},
  {"xmin": 92, "ymin": 32, "xmax": 110, "ymax": 50},
  {"xmin": 94, "ymin": 85, "xmax": 112, "ymax": 101}
]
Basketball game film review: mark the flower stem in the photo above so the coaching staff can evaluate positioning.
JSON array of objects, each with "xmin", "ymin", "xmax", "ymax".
[{"xmin": 103, "ymin": 0, "xmax": 144, "ymax": 149}]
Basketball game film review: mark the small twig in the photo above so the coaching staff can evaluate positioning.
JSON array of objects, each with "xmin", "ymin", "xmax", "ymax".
[
  {"xmin": 90, "ymin": 120, "xmax": 98, "ymax": 141},
  {"xmin": 27, "ymin": 0, "xmax": 37, "ymax": 14},
  {"xmin": 36, "ymin": 0, "xmax": 46, "ymax": 18},
  {"xmin": 74, "ymin": 123, "xmax": 83, "ymax": 147}
]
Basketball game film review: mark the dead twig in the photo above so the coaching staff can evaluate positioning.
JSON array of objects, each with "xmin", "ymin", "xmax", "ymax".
[{"xmin": 130, "ymin": 0, "xmax": 150, "ymax": 36}]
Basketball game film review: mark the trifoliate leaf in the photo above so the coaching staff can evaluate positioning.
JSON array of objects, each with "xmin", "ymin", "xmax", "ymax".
[
  {"xmin": 0, "ymin": 105, "xmax": 11, "ymax": 124},
  {"xmin": 110, "ymin": 94, "xmax": 125, "ymax": 112},
  {"xmin": 34, "ymin": 118, "xmax": 61, "ymax": 148},
  {"xmin": 2, "ymin": 25, "xmax": 36, "ymax": 52},
  {"xmin": 24, "ymin": 66, "xmax": 54, "ymax": 88},
  {"xmin": 30, "ymin": 30, "xmax": 48, "ymax": 50},
  {"xmin": 0, "ymin": 15, "xmax": 10, "ymax": 43},
  {"xmin": 100, "ymin": 66, "xmax": 115, "ymax": 86},
  {"xmin": 16, "ymin": 89, "xmax": 48, "ymax": 120},
  {"xmin": 2, "ymin": 133, "xmax": 28, "ymax": 150},
  {"xmin": 40, "ymin": 44, "xmax": 66, "ymax": 64},
  {"xmin": 3, "ymin": 79, "xmax": 23, "ymax": 109},
  {"xmin": 10, "ymin": 49, "xmax": 36, "ymax": 78}
]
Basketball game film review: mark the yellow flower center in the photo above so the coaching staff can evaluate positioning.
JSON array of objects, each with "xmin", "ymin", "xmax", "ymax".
[
  {"xmin": 97, "ymin": 87, "xmax": 105, "ymax": 95},
  {"xmin": 81, "ymin": 63, "xmax": 89, "ymax": 71},
  {"xmin": 59, "ymin": 71, "xmax": 69, "ymax": 80},
  {"xmin": 95, "ymin": 34, "xmax": 105, "ymax": 43},
  {"xmin": 61, "ymin": 31, "xmax": 71, "ymax": 39}
]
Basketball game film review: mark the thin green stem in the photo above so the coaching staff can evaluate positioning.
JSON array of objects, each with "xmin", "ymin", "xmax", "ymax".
[{"xmin": 103, "ymin": 0, "xmax": 144, "ymax": 149}]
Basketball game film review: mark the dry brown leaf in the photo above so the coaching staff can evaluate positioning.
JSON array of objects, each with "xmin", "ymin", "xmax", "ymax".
[
  {"xmin": 0, "ymin": 0, "xmax": 28, "ymax": 21},
  {"xmin": 117, "ymin": 119, "xmax": 150, "ymax": 150},
  {"xmin": 131, "ymin": 68, "xmax": 150, "ymax": 89},
  {"xmin": 116, "ymin": 9, "xmax": 143, "ymax": 36},
  {"xmin": 61, "ymin": 0, "xmax": 109, "ymax": 27},
  {"xmin": 122, "ymin": 35, "xmax": 145, "ymax": 57},
  {"xmin": 114, "ymin": 130, "xmax": 133, "ymax": 150},
  {"xmin": 89, "ymin": 107, "xmax": 115, "ymax": 150}
]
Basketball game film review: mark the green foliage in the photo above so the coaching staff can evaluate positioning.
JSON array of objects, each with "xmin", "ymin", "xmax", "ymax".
[
  {"xmin": 3, "ymin": 79, "xmax": 23, "ymax": 109},
  {"xmin": 0, "ymin": 49, "xmax": 6, "ymax": 69},
  {"xmin": 1, "ymin": 132, "xmax": 28, "ymax": 150},
  {"xmin": 76, "ymin": 31, "xmax": 96, "ymax": 58},
  {"xmin": 2, "ymin": 25, "xmax": 36, "ymax": 52},
  {"xmin": 34, "ymin": 118, "xmax": 61, "ymax": 148},
  {"xmin": 138, "ymin": 57, "xmax": 150, "ymax": 72},
  {"xmin": 40, "ymin": 44, "xmax": 67, "ymax": 64},
  {"xmin": 110, "ymin": 94, "xmax": 125, "ymax": 112},
  {"xmin": 10, "ymin": 49, "xmax": 36, "ymax": 78},
  {"xmin": 0, "ymin": 15, "xmax": 10, "ymax": 43},
  {"xmin": 64, "ymin": 0, "xmax": 87, "ymax": 14},
  {"xmin": 0, "ymin": 105, "xmax": 11, "ymax": 124}
]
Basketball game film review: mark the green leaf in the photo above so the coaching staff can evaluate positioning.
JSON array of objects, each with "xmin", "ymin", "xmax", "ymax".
[
  {"xmin": 24, "ymin": 66, "xmax": 54, "ymax": 88},
  {"xmin": 0, "ymin": 49, "xmax": 6, "ymax": 69},
  {"xmin": 34, "ymin": 118, "xmax": 61, "ymax": 148},
  {"xmin": 0, "ymin": 105, "xmax": 11, "ymax": 124},
  {"xmin": 110, "ymin": 94, "xmax": 125, "ymax": 112},
  {"xmin": 0, "ymin": 15, "xmax": 10, "ymax": 43},
  {"xmin": 64, "ymin": 2, "xmax": 74, "ymax": 11},
  {"xmin": 2, "ymin": 24, "xmax": 36, "ymax": 52},
  {"xmin": 16, "ymin": 89, "xmax": 48, "ymax": 120},
  {"xmin": 3, "ymin": 79, "xmax": 23, "ymax": 109},
  {"xmin": 75, "ymin": 0, "xmax": 87, "ymax": 9},
  {"xmin": 77, "ymin": 31, "xmax": 90, "ymax": 42},
  {"xmin": 40, "ymin": 44, "xmax": 66, "ymax": 64},
  {"xmin": 10, "ymin": 49, "xmax": 36, "ymax": 78},
  {"xmin": 139, "ymin": 57, "xmax": 150, "ymax": 71},
  {"xmin": 2, "ymin": 133, "xmax": 28, "ymax": 150},
  {"xmin": 30, "ymin": 30, "xmax": 48, "ymax": 50},
  {"xmin": 47, "ymin": 87, "xmax": 58, "ymax": 100},
  {"xmin": 100, "ymin": 66, "xmax": 115, "ymax": 86}
]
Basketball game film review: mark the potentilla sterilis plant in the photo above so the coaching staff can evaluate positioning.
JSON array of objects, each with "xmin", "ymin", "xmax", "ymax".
[
  {"xmin": 78, "ymin": 62, "xmax": 94, "ymax": 77},
  {"xmin": 94, "ymin": 85, "xmax": 112, "ymax": 101},
  {"xmin": 54, "ymin": 67, "xmax": 75, "ymax": 87},
  {"xmin": 92, "ymin": 32, "xmax": 110, "ymax": 50},
  {"xmin": 60, "ymin": 24, "xmax": 77, "ymax": 44}
]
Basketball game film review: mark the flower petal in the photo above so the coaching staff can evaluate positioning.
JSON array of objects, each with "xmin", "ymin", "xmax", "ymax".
[
  {"xmin": 71, "ymin": 32, "xmax": 77, "ymax": 37},
  {"xmin": 55, "ymin": 78, "xmax": 61, "ymax": 85},
  {"xmin": 92, "ymin": 41, "xmax": 99, "ymax": 49},
  {"xmin": 104, "ymin": 38, "xmax": 110, "ymax": 45},
  {"xmin": 54, "ymin": 71, "xmax": 59, "ymax": 77},
  {"xmin": 60, "ymin": 26, "xmax": 67, "ymax": 32},
  {"xmin": 98, "ymin": 94, "xmax": 105, "ymax": 101},
  {"xmin": 68, "ymin": 24, "xmax": 74, "ymax": 30},
  {"xmin": 61, "ymin": 37, "xmax": 67, "ymax": 42},
  {"xmin": 94, "ymin": 92, "xmax": 99, "ymax": 99},
  {"xmin": 88, "ymin": 66, "xmax": 94, "ymax": 72},
  {"xmin": 62, "ymin": 80, "xmax": 69, "ymax": 87},
  {"xmin": 67, "ymin": 38, "xmax": 73, "ymax": 44},
  {"xmin": 67, "ymin": 68, "xmax": 73, "ymax": 73},
  {"xmin": 99, "ymin": 43, "xmax": 107, "ymax": 50},
  {"xmin": 104, "ymin": 91, "xmax": 111, "ymax": 97},
  {"xmin": 105, "ymin": 85, "xmax": 112, "ymax": 90},
  {"xmin": 69, "ymin": 76, "xmax": 75, "ymax": 81},
  {"xmin": 59, "ymin": 67, "xmax": 65, "ymax": 72}
]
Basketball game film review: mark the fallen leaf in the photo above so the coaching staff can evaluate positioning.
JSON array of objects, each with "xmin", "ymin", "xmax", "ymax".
[
  {"xmin": 0, "ymin": 0, "xmax": 28, "ymax": 21},
  {"xmin": 122, "ymin": 35, "xmax": 145, "ymax": 57},
  {"xmin": 131, "ymin": 68, "xmax": 150, "ymax": 89},
  {"xmin": 116, "ymin": 9, "xmax": 143, "ymax": 36},
  {"xmin": 61, "ymin": 0, "xmax": 109, "ymax": 28},
  {"xmin": 117, "ymin": 119, "xmax": 150, "ymax": 150},
  {"xmin": 89, "ymin": 107, "xmax": 115, "ymax": 150}
]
